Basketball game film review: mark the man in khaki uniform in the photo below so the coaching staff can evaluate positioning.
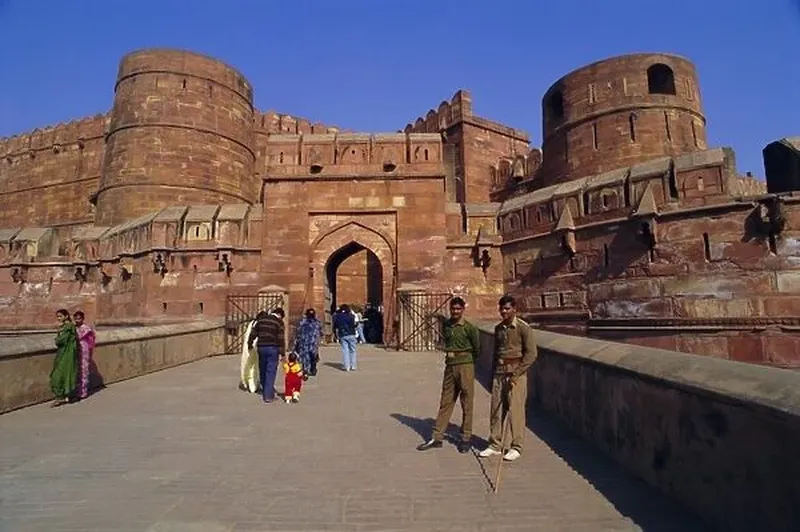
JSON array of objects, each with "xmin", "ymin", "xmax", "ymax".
[
  {"xmin": 478, "ymin": 294, "xmax": 537, "ymax": 462},
  {"xmin": 417, "ymin": 296, "xmax": 480, "ymax": 454}
]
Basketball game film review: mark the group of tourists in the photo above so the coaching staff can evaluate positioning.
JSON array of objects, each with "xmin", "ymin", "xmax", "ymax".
[
  {"xmin": 49, "ymin": 309, "xmax": 97, "ymax": 407},
  {"xmin": 240, "ymin": 303, "xmax": 371, "ymax": 403},
  {"xmin": 238, "ymin": 294, "xmax": 537, "ymax": 464},
  {"xmin": 416, "ymin": 294, "xmax": 537, "ymax": 462},
  {"xmin": 241, "ymin": 307, "xmax": 322, "ymax": 404}
]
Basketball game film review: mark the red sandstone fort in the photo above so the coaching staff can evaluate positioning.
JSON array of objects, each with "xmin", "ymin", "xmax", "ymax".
[{"xmin": 1, "ymin": 48, "xmax": 799, "ymax": 366}]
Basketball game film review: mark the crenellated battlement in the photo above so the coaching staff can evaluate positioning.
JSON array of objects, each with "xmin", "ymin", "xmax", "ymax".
[
  {"xmin": 0, "ymin": 113, "xmax": 109, "ymax": 159},
  {"xmin": 403, "ymin": 89, "xmax": 529, "ymax": 142},
  {"xmin": 262, "ymin": 131, "xmax": 444, "ymax": 176},
  {"xmin": 254, "ymin": 110, "xmax": 342, "ymax": 135},
  {"xmin": 404, "ymin": 90, "xmax": 473, "ymax": 133}
]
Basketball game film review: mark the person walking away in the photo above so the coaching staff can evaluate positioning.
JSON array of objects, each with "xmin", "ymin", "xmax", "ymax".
[
  {"xmin": 283, "ymin": 352, "xmax": 304, "ymax": 403},
  {"xmin": 294, "ymin": 308, "xmax": 322, "ymax": 378},
  {"xmin": 247, "ymin": 308, "xmax": 286, "ymax": 403},
  {"xmin": 73, "ymin": 311, "xmax": 96, "ymax": 401},
  {"xmin": 417, "ymin": 296, "xmax": 480, "ymax": 454},
  {"xmin": 50, "ymin": 309, "xmax": 78, "ymax": 407},
  {"xmin": 353, "ymin": 306, "xmax": 366, "ymax": 344},
  {"xmin": 478, "ymin": 294, "xmax": 538, "ymax": 462},
  {"xmin": 333, "ymin": 304, "xmax": 358, "ymax": 371}
]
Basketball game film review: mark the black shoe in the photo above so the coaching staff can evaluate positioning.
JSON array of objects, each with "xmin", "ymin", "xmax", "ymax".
[
  {"xmin": 416, "ymin": 439, "xmax": 443, "ymax": 451},
  {"xmin": 457, "ymin": 441, "xmax": 472, "ymax": 454}
]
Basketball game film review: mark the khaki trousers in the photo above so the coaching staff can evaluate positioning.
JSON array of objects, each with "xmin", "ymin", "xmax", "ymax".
[
  {"xmin": 488, "ymin": 373, "xmax": 528, "ymax": 452},
  {"xmin": 432, "ymin": 363, "xmax": 475, "ymax": 442}
]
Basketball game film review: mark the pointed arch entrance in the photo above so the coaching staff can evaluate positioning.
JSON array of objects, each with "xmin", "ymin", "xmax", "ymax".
[{"xmin": 310, "ymin": 221, "xmax": 396, "ymax": 344}]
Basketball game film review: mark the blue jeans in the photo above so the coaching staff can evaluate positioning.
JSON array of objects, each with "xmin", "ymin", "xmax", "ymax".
[
  {"xmin": 258, "ymin": 345, "xmax": 280, "ymax": 401},
  {"xmin": 356, "ymin": 324, "xmax": 365, "ymax": 343},
  {"xmin": 339, "ymin": 335, "xmax": 357, "ymax": 370}
]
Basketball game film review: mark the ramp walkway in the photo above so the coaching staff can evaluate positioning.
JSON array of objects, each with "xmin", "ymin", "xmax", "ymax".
[{"xmin": 0, "ymin": 346, "xmax": 706, "ymax": 531}]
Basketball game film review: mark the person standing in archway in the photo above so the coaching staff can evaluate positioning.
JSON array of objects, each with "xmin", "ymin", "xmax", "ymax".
[
  {"xmin": 247, "ymin": 308, "xmax": 286, "ymax": 403},
  {"xmin": 417, "ymin": 296, "xmax": 480, "ymax": 454},
  {"xmin": 333, "ymin": 304, "xmax": 358, "ymax": 371}
]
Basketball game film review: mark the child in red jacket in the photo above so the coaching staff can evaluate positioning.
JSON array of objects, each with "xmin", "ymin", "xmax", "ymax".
[{"xmin": 283, "ymin": 352, "xmax": 304, "ymax": 403}]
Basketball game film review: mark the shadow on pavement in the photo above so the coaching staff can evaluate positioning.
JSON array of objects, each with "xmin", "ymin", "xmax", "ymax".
[{"xmin": 473, "ymin": 360, "xmax": 708, "ymax": 532}]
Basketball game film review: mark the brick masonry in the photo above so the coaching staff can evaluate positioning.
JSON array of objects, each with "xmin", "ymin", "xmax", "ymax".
[{"xmin": 2, "ymin": 48, "xmax": 800, "ymax": 367}]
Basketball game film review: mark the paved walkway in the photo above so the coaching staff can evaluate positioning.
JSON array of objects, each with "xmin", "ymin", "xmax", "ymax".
[{"xmin": 0, "ymin": 346, "xmax": 707, "ymax": 531}]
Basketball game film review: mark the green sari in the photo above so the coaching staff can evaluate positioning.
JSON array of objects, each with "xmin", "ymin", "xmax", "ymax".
[{"xmin": 50, "ymin": 321, "xmax": 78, "ymax": 399}]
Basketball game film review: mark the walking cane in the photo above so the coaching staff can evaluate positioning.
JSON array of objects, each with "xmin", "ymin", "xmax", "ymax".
[{"xmin": 493, "ymin": 376, "xmax": 512, "ymax": 494}]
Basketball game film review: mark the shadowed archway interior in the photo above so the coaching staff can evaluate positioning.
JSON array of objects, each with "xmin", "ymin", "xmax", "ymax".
[{"xmin": 324, "ymin": 241, "xmax": 384, "ymax": 342}]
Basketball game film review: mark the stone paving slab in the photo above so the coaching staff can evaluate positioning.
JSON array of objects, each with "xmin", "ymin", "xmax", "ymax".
[{"xmin": 0, "ymin": 346, "xmax": 708, "ymax": 531}]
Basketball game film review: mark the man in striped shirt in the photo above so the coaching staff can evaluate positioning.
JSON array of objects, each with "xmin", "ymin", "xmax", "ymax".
[{"xmin": 247, "ymin": 307, "xmax": 286, "ymax": 403}]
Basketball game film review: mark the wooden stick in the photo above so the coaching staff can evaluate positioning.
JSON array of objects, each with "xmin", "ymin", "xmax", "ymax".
[{"xmin": 493, "ymin": 378, "xmax": 512, "ymax": 494}]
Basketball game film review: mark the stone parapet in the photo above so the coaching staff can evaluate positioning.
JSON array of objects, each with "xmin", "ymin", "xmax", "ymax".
[
  {"xmin": 475, "ymin": 323, "xmax": 800, "ymax": 532},
  {"xmin": 0, "ymin": 319, "xmax": 224, "ymax": 414}
]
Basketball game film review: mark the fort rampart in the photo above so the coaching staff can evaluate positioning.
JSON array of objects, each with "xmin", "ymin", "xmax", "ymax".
[{"xmin": 476, "ymin": 325, "xmax": 800, "ymax": 532}]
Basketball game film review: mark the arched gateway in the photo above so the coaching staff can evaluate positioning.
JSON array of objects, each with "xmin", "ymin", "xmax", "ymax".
[{"xmin": 310, "ymin": 221, "xmax": 396, "ymax": 343}]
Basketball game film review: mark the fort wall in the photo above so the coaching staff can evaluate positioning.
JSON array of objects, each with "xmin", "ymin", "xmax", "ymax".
[
  {"xmin": 475, "ymin": 326, "xmax": 800, "ymax": 532},
  {"xmin": 96, "ymin": 49, "xmax": 257, "ymax": 225},
  {"xmin": 0, "ymin": 203, "xmax": 264, "ymax": 328},
  {"xmin": 0, "ymin": 47, "xmax": 792, "ymax": 368},
  {"xmin": 498, "ymin": 147, "xmax": 798, "ymax": 365},
  {"xmin": 0, "ymin": 114, "xmax": 108, "ymax": 228},
  {"xmin": 539, "ymin": 53, "xmax": 707, "ymax": 188},
  {"xmin": 404, "ymin": 90, "xmax": 531, "ymax": 204}
]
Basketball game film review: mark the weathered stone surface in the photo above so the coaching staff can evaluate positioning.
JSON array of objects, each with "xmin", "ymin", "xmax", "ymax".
[
  {"xmin": 0, "ymin": 319, "xmax": 224, "ymax": 413},
  {"xmin": 476, "ymin": 325, "xmax": 800, "ymax": 532},
  {"xmin": 0, "ymin": 47, "xmax": 793, "ymax": 367}
]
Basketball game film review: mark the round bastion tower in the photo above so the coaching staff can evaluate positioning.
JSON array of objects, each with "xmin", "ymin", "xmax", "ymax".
[
  {"xmin": 95, "ymin": 49, "xmax": 256, "ymax": 225},
  {"xmin": 538, "ymin": 53, "xmax": 707, "ymax": 188}
]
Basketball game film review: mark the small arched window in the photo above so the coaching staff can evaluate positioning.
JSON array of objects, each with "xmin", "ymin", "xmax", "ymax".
[{"xmin": 647, "ymin": 64, "xmax": 676, "ymax": 95}]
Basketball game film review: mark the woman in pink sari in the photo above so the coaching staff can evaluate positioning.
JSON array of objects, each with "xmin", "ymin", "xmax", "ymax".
[{"xmin": 73, "ymin": 311, "xmax": 96, "ymax": 400}]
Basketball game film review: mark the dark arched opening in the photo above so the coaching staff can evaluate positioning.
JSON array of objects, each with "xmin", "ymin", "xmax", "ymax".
[
  {"xmin": 324, "ymin": 241, "xmax": 384, "ymax": 343},
  {"xmin": 546, "ymin": 91, "xmax": 565, "ymax": 123},
  {"xmin": 647, "ymin": 64, "xmax": 676, "ymax": 95}
]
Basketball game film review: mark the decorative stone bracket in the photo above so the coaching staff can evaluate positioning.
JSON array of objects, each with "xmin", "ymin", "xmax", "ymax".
[
  {"xmin": 151, "ymin": 252, "xmax": 168, "ymax": 276},
  {"xmin": 10, "ymin": 265, "xmax": 27, "ymax": 284},
  {"xmin": 631, "ymin": 183, "xmax": 659, "ymax": 251},
  {"xmin": 554, "ymin": 205, "xmax": 577, "ymax": 257},
  {"xmin": 471, "ymin": 227, "xmax": 493, "ymax": 275},
  {"xmin": 74, "ymin": 263, "xmax": 88, "ymax": 283},
  {"xmin": 637, "ymin": 220, "xmax": 657, "ymax": 250},
  {"xmin": 755, "ymin": 196, "xmax": 786, "ymax": 237},
  {"xmin": 217, "ymin": 250, "xmax": 233, "ymax": 276}
]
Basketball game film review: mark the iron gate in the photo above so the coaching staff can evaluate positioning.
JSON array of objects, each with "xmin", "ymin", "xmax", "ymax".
[
  {"xmin": 224, "ymin": 293, "xmax": 284, "ymax": 355},
  {"xmin": 396, "ymin": 290, "xmax": 453, "ymax": 351}
]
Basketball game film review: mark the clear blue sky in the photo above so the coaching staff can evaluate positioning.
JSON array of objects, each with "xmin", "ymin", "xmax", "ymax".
[{"xmin": 1, "ymin": 0, "xmax": 798, "ymax": 176}]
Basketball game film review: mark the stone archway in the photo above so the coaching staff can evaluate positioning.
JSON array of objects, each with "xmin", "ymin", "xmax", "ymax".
[{"xmin": 310, "ymin": 221, "xmax": 395, "ymax": 344}]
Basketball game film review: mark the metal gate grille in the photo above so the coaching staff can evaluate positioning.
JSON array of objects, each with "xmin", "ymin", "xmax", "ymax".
[
  {"xmin": 224, "ymin": 293, "xmax": 284, "ymax": 355},
  {"xmin": 396, "ymin": 290, "xmax": 453, "ymax": 351}
]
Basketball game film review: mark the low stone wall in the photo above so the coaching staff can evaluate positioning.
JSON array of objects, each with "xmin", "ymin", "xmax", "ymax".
[
  {"xmin": 0, "ymin": 319, "xmax": 225, "ymax": 414},
  {"xmin": 476, "ymin": 324, "xmax": 800, "ymax": 532}
]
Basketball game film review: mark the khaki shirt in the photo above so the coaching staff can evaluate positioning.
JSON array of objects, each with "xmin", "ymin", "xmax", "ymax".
[{"xmin": 493, "ymin": 317, "xmax": 538, "ymax": 377}]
